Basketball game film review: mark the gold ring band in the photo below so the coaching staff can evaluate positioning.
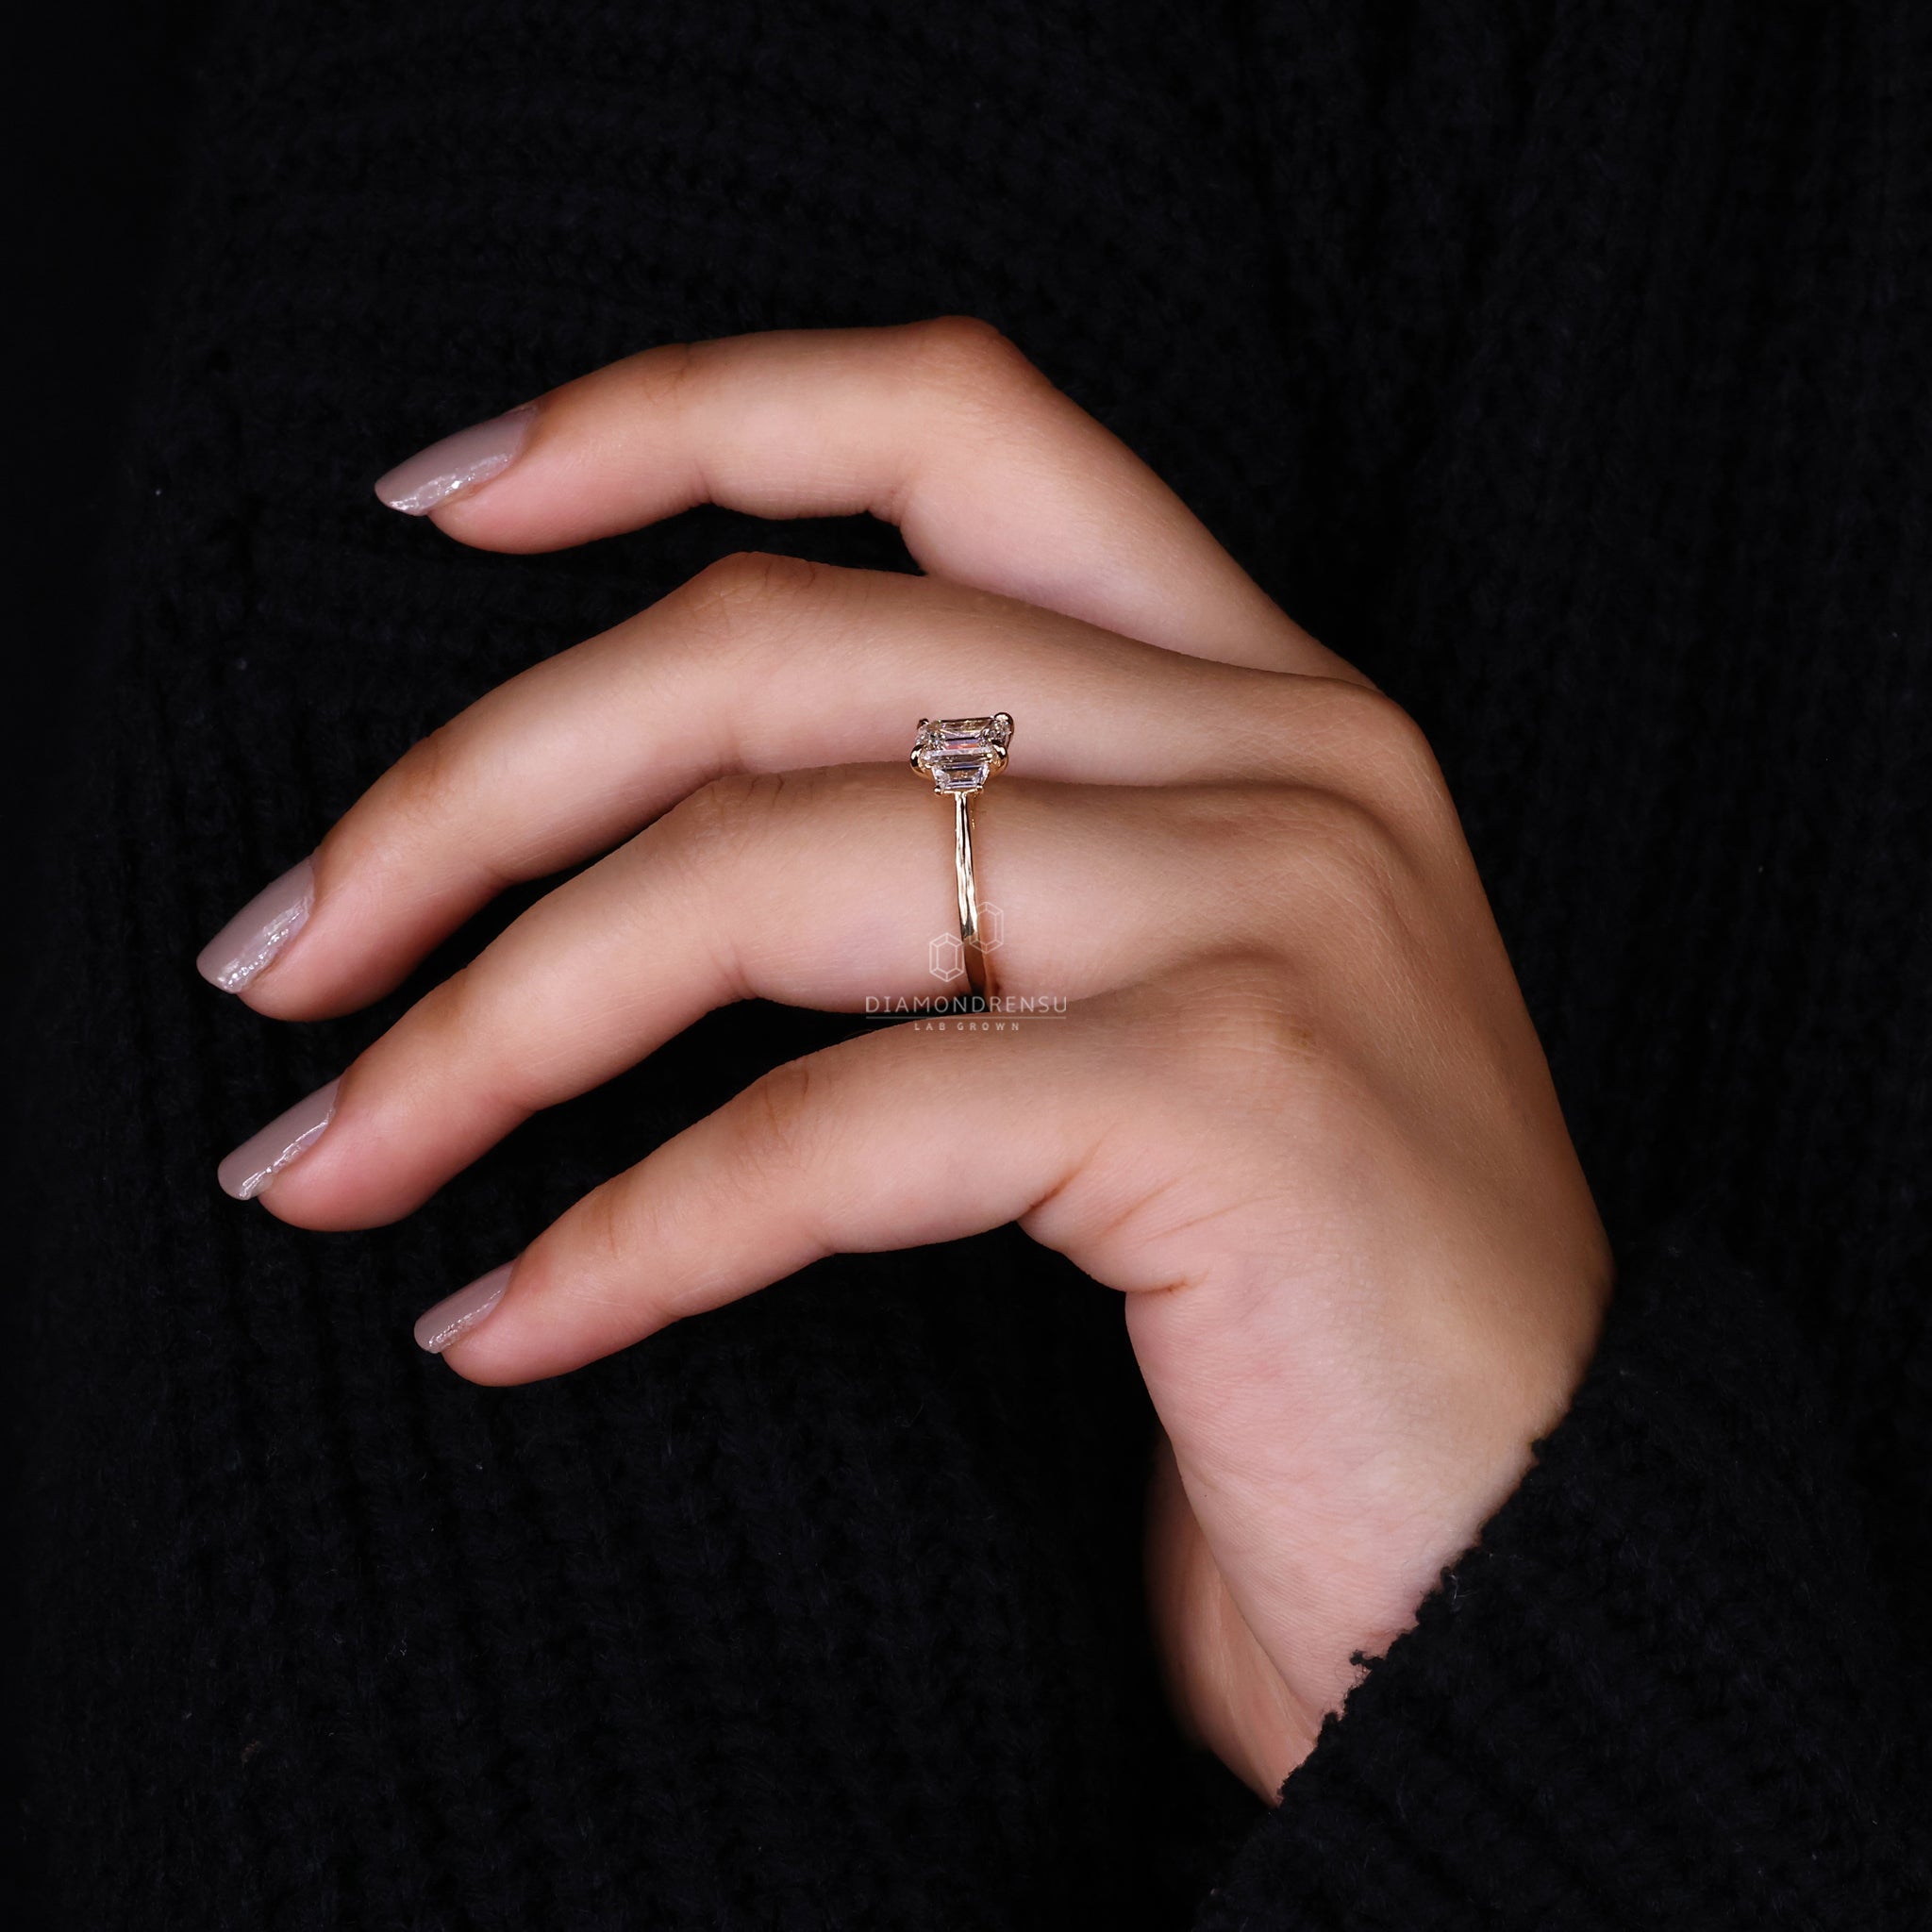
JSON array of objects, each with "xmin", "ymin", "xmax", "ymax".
[{"xmin": 910, "ymin": 712, "xmax": 1013, "ymax": 1007}]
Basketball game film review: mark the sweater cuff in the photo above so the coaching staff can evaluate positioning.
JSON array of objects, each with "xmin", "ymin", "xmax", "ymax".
[{"xmin": 1191, "ymin": 1215, "xmax": 1922, "ymax": 1931}]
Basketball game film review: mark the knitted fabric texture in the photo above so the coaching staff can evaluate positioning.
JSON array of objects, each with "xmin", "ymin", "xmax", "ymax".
[{"xmin": 19, "ymin": 2, "xmax": 1931, "ymax": 1926}]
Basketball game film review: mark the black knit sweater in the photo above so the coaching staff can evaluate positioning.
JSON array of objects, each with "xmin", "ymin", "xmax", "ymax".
[{"xmin": 18, "ymin": 3, "xmax": 1931, "ymax": 1926}]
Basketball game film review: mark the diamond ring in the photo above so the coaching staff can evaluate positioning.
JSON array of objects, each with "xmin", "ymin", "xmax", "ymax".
[{"xmin": 910, "ymin": 713, "xmax": 1013, "ymax": 1007}]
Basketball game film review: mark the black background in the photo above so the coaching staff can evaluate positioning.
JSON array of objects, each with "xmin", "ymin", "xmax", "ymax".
[
  {"xmin": 8, "ymin": 6, "xmax": 1925, "ymax": 1924},
  {"xmin": 14, "ymin": 2, "xmax": 219, "ymax": 814},
  {"xmin": 10, "ymin": 4, "xmax": 219, "ymax": 1913}
]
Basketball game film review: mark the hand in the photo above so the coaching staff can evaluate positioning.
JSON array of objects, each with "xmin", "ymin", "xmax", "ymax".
[{"xmin": 203, "ymin": 320, "xmax": 1612, "ymax": 1797}]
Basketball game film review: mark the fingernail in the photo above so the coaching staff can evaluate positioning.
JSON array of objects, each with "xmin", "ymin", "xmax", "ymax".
[
  {"xmin": 414, "ymin": 1263, "xmax": 514, "ymax": 1355},
  {"xmin": 217, "ymin": 1077, "xmax": 341, "ymax": 1201},
  {"xmin": 375, "ymin": 405, "xmax": 538, "ymax": 515},
  {"xmin": 197, "ymin": 857, "xmax": 315, "ymax": 992}
]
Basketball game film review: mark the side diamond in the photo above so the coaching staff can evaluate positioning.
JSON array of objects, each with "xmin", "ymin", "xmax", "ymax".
[{"xmin": 910, "ymin": 713, "xmax": 1013, "ymax": 793}]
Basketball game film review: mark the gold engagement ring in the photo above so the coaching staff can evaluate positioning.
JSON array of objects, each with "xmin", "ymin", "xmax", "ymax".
[{"xmin": 909, "ymin": 713, "xmax": 1013, "ymax": 1006}]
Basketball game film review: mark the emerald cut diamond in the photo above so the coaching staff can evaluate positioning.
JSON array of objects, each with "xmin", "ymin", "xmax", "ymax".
[{"xmin": 910, "ymin": 713, "xmax": 1013, "ymax": 793}]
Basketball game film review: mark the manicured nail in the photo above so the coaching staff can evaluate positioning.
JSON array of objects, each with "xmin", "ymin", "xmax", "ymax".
[
  {"xmin": 197, "ymin": 857, "xmax": 315, "ymax": 992},
  {"xmin": 375, "ymin": 405, "xmax": 538, "ymax": 515},
  {"xmin": 414, "ymin": 1263, "xmax": 514, "ymax": 1355},
  {"xmin": 217, "ymin": 1077, "xmax": 341, "ymax": 1201}
]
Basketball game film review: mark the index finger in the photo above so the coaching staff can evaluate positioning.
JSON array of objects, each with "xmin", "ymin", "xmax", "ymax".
[{"xmin": 375, "ymin": 317, "xmax": 1342, "ymax": 676}]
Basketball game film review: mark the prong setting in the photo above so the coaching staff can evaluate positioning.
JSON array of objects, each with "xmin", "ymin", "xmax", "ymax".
[{"xmin": 909, "ymin": 713, "xmax": 1015, "ymax": 794}]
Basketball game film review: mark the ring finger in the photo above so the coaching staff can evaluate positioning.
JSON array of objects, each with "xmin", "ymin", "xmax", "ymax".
[{"xmin": 227, "ymin": 763, "xmax": 1320, "ymax": 1230}]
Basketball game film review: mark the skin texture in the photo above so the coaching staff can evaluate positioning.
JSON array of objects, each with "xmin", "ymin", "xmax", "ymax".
[{"xmin": 208, "ymin": 319, "xmax": 1613, "ymax": 1797}]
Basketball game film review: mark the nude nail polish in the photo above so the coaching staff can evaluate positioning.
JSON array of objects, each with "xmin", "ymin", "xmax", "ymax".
[
  {"xmin": 197, "ymin": 858, "xmax": 315, "ymax": 992},
  {"xmin": 375, "ymin": 405, "xmax": 538, "ymax": 515},
  {"xmin": 414, "ymin": 1264, "xmax": 513, "ymax": 1354},
  {"xmin": 217, "ymin": 1078, "xmax": 341, "ymax": 1201}
]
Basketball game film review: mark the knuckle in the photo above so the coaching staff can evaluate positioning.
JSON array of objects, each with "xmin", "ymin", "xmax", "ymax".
[
  {"xmin": 655, "ymin": 766, "xmax": 825, "ymax": 1003},
  {"xmin": 1230, "ymin": 687, "xmax": 1476, "ymax": 1001},
  {"xmin": 733, "ymin": 1054, "xmax": 823, "ymax": 1183},
  {"xmin": 906, "ymin": 313, "xmax": 1042, "ymax": 407},
  {"xmin": 410, "ymin": 962, "xmax": 474, "ymax": 1051},
  {"xmin": 678, "ymin": 549, "xmax": 824, "ymax": 650},
  {"xmin": 377, "ymin": 718, "xmax": 471, "ymax": 834},
  {"xmin": 1275, "ymin": 786, "xmax": 1423, "ymax": 965},
  {"xmin": 626, "ymin": 336, "xmax": 710, "ymax": 411},
  {"xmin": 666, "ymin": 767, "xmax": 803, "ymax": 874},
  {"xmin": 405, "ymin": 963, "xmax": 525, "ymax": 1109},
  {"xmin": 711, "ymin": 545, "xmax": 823, "ymax": 599},
  {"xmin": 696, "ymin": 766, "xmax": 774, "ymax": 826},
  {"xmin": 567, "ymin": 1171, "xmax": 647, "ymax": 1289},
  {"xmin": 1141, "ymin": 953, "xmax": 1326, "ymax": 1104},
  {"xmin": 1350, "ymin": 685, "xmax": 1445, "ymax": 791},
  {"xmin": 1312, "ymin": 680, "xmax": 1457, "ymax": 835},
  {"xmin": 1207, "ymin": 782, "xmax": 1407, "ymax": 944},
  {"xmin": 1282, "ymin": 786, "xmax": 1401, "ymax": 895}
]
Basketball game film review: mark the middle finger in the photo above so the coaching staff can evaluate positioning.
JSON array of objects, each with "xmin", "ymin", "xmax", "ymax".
[
  {"xmin": 240, "ymin": 557, "xmax": 1362, "ymax": 1021},
  {"xmin": 230, "ymin": 765, "xmax": 1318, "ymax": 1229}
]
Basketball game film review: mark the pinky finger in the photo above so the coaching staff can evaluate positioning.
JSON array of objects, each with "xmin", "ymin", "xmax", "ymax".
[{"xmin": 421, "ymin": 1005, "xmax": 1124, "ymax": 1385}]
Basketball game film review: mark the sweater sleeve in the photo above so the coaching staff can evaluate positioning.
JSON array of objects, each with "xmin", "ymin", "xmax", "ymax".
[{"xmin": 1191, "ymin": 1216, "xmax": 1929, "ymax": 1932}]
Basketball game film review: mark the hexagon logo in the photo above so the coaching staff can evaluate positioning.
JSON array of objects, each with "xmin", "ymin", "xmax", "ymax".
[{"xmin": 928, "ymin": 905, "xmax": 1005, "ymax": 980}]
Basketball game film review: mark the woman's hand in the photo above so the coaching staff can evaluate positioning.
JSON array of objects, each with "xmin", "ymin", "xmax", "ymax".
[{"xmin": 200, "ymin": 320, "xmax": 1612, "ymax": 1797}]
